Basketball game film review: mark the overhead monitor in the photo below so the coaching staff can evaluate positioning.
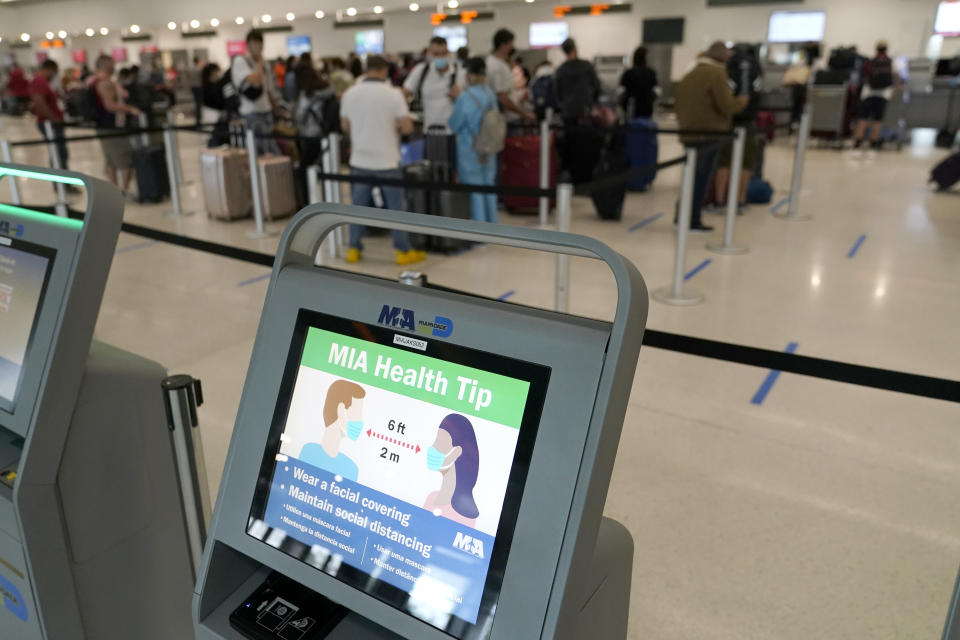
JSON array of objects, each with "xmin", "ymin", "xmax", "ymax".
[
  {"xmin": 434, "ymin": 25, "xmax": 468, "ymax": 52},
  {"xmin": 642, "ymin": 17, "xmax": 684, "ymax": 45},
  {"xmin": 354, "ymin": 29, "xmax": 384, "ymax": 55},
  {"xmin": 0, "ymin": 237, "xmax": 54, "ymax": 414},
  {"xmin": 286, "ymin": 35, "xmax": 312, "ymax": 56},
  {"xmin": 767, "ymin": 10, "xmax": 826, "ymax": 43},
  {"xmin": 529, "ymin": 22, "xmax": 569, "ymax": 49},
  {"xmin": 935, "ymin": 1, "xmax": 960, "ymax": 37},
  {"xmin": 247, "ymin": 309, "xmax": 549, "ymax": 635}
]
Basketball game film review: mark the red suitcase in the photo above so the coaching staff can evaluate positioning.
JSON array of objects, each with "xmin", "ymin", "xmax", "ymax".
[{"xmin": 499, "ymin": 133, "xmax": 558, "ymax": 214}]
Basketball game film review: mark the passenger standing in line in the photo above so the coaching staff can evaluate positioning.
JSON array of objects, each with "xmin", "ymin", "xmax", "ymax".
[
  {"xmin": 852, "ymin": 40, "xmax": 898, "ymax": 152},
  {"xmin": 674, "ymin": 42, "xmax": 747, "ymax": 234},
  {"xmin": 448, "ymin": 57, "xmax": 500, "ymax": 224},
  {"xmin": 340, "ymin": 55, "xmax": 426, "ymax": 266},
  {"xmin": 402, "ymin": 36, "xmax": 464, "ymax": 130},
  {"xmin": 555, "ymin": 38, "xmax": 603, "ymax": 185},
  {"xmin": 485, "ymin": 29, "xmax": 536, "ymax": 122},
  {"xmin": 619, "ymin": 46, "xmax": 659, "ymax": 119},
  {"xmin": 29, "ymin": 60, "xmax": 71, "ymax": 175},
  {"xmin": 231, "ymin": 30, "xmax": 283, "ymax": 155},
  {"xmin": 92, "ymin": 55, "xmax": 141, "ymax": 195},
  {"xmin": 328, "ymin": 58, "xmax": 355, "ymax": 99}
]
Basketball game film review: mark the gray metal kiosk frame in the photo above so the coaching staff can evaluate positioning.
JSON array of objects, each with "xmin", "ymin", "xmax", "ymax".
[
  {"xmin": 0, "ymin": 164, "xmax": 195, "ymax": 639},
  {"xmin": 194, "ymin": 205, "xmax": 648, "ymax": 640}
]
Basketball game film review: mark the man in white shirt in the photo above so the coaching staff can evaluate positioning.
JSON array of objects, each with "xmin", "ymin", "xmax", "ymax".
[
  {"xmin": 485, "ymin": 28, "xmax": 535, "ymax": 122},
  {"xmin": 340, "ymin": 55, "xmax": 425, "ymax": 266},
  {"xmin": 231, "ymin": 29, "xmax": 283, "ymax": 154},
  {"xmin": 402, "ymin": 36, "xmax": 465, "ymax": 129}
]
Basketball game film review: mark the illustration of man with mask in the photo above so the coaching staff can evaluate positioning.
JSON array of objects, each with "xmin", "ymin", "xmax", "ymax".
[
  {"xmin": 423, "ymin": 414, "xmax": 480, "ymax": 527},
  {"xmin": 299, "ymin": 380, "xmax": 365, "ymax": 482}
]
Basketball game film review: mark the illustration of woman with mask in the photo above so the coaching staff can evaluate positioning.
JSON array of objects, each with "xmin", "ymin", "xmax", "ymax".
[{"xmin": 423, "ymin": 414, "xmax": 480, "ymax": 526}]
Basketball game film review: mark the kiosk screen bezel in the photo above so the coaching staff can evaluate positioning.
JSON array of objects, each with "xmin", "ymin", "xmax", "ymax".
[{"xmin": 246, "ymin": 308, "xmax": 551, "ymax": 639}]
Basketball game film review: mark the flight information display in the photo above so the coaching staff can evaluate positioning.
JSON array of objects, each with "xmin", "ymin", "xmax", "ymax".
[
  {"xmin": 248, "ymin": 310, "xmax": 549, "ymax": 638},
  {"xmin": 0, "ymin": 238, "xmax": 54, "ymax": 413}
]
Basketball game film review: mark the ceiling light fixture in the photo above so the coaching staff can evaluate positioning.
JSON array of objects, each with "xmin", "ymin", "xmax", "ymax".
[
  {"xmin": 315, "ymin": 10, "xmax": 325, "ymax": 18},
  {"xmin": 235, "ymin": 16, "xmax": 245, "ymax": 25},
  {"xmin": 100, "ymin": 27, "xmax": 109, "ymax": 35},
  {"xmin": 447, "ymin": 0, "xmax": 459, "ymax": 8},
  {"xmin": 85, "ymin": 28, "xmax": 95, "ymax": 37},
  {"xmin": 373, "ymin": 5, "xmax": 383, "ymax": 13},
  {"xmin": 346, "ymin": 7, "xmax": 357, "ymax": 16},
  {"xmin": 58, "ymin": 30, "xmax": 67, "ymax": 38},
  {"xmin": 262, "ymin": 14, "xmax": 273, "ymax": 23},
  {"xmin": 45, "ymin": 31, "xmax": 54, "ymax": 40},
  {"xmin": 189, "ymin": 19, "xmax": 200, "ymax": 28},
  {"xmin": 167, "ymin": 21, "xmax": 178, "ymax": 30},
  {"xmin": 20, "ymin": 33, "xmax": 31, "ymax": 42},
  {"xmin": 409, "ymin": 2, "xmax": 419, "ymax": 10},
  {"xmin": 286, "ymin": 12, "xmax": 296, "ymax": 21},
  {"xmin": 210, "ymin": 18, "xmax": 220, "ymax": 27},
  {"xmin": 130, "ymin": 24, "xmax": 141, "ymax": 34}
]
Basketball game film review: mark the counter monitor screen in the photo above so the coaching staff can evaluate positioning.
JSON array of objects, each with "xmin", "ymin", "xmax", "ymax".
[
  {"xmin": 767, "ymin": 10, "xmax": 826, "ymax": 43},
  {"xmin": 529, "ymin": 22, "xmax": 569, "ymax": 49},
  {"xmin": 0, "ymin": 238, "xmax": 55, "ymax": 414},
  {"xmin": 354, "ymin": 30, "xmax": 384, "ymax": 55},
  {"xmin": 434, "ymin": 25, "xmax": 467, "ymax": 53},
  {"xmin": 248, "ymin": 310, "xmax": 550, "ymax": 638},
  {"xmin": 935, "ymin": 1, "xmax": 960, "ymax": 37}
]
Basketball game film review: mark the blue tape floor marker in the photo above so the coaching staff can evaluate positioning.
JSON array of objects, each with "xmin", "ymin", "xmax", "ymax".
[
  {"xmin": 628, "ymin": 213, "xmax": 663, "ymax": 232},
  {"xmin": 115, "ymin": 240, "xmax": 157, "ymax": 254},
  {"xmin": 847, "ymin": 234, "xmax": 867, "ymax": 258},
  {"xmin": 751, "ymin": 342, "xmax": 799, "ymax": 405},
  {"xmin": 770, "ymin": 197, "xmax": 789, "ymax": 213},
  {"xmin": 497, "ymin": 290, "xmax": 515, "ymax": 301},
  {"xmin": 237, "ymin": 273, "xmax": 271, "ymax": 287},
  {"xmin": 684, "ymin": 258, "xmax": 712, "ymax": 281}
]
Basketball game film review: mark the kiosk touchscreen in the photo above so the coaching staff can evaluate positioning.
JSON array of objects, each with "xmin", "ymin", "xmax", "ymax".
[
  {"xmin": 0, "ymin": 165, "xmax": 196, "ymax": 639},
  {"xmin": 194, "ymin": 206, "xmax": 648, "ymax": 640}
]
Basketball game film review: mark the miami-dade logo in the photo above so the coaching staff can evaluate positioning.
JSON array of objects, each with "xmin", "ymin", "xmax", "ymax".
[
  {"xmin": 452, "ymin": 532, "xmax": 484, "ymax": 559},
  {"xmin": 378, "ymin": 305, "xmax": 453, "ymax": 338},
  {"xmin": 0, "ymin": 219, "xmax": 25, "ymax": 238}
]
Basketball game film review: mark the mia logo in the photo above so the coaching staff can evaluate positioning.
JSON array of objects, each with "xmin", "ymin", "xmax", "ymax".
[
  {"xmin": 452, "ymin": 532, "xmax": 484, "ymax": 559},
  {"xmin": 0, "ymin": 219, "xmax": 25, "ymax": 239},
  {"xmin": 378, "ymin": 305, "xmax": 453, "ymax": 338}
]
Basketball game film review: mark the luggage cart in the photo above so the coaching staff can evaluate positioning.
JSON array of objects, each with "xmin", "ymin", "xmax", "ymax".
[{"xmin": 809, "ymin": 84, "xmax": 850, "ymax": 149}]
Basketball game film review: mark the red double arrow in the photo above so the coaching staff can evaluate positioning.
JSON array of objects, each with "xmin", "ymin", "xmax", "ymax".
[{"xmin": 366, "ymin": 429, "xmax": 421, "ymax": 454}]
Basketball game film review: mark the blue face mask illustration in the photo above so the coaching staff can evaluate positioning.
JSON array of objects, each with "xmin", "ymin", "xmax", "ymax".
[
  {"xmin": 426, "ymin": 446, "xmax": 449, "ymax": 471},
  {"xmin": 434, "ymin": 57, "xmax": 449, "ymax": 70},
  {"xmin": 346, "ymin": 420, "xmax": 363, "ymax": 441}
]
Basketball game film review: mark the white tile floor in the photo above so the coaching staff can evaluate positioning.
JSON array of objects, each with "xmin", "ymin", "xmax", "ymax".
[{"xmin": 2, "ymin": 112, "xmax": 958, "ymax": 639}]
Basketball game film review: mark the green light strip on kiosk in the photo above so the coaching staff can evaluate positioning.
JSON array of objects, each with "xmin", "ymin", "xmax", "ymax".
[
  {"xmin": 0, "ymin": 202, "xmax": 84, "ymax": 230},
  {"xmin": 0, "ymin": 167, "xmax": 85, "ymax": 186}
]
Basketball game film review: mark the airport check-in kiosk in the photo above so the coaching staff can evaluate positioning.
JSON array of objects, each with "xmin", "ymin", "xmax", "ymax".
[
  {"xmin": 0, "ymin": 165, "xmax": 195, "ymax": 638},
  {"xmin": 194, "ymin": 206, "xmax": 648, "ymax": 640}
]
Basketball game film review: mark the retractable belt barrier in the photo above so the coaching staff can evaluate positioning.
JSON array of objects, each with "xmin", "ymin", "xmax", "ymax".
[{"xmin": 14, "ymin": 202, "xmax": 958, "ymax": 405}]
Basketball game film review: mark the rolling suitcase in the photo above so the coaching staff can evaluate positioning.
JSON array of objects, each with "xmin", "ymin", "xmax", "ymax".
[
  {"xmin": 257, "ymin": 156, "xmax": 298, "ymax": 220},
  {"xmin": 201, "ymin": 148, "xmax": 252, "ymax": 220},
  {"xmin": 930, "ymin": 152, "xmax": 960, "ymax": 191},
  {"xmin": 591, "ymin": 129, "xmax": 628, "ymax": 220},
  {"xmin": 626, "ymin": 117, "xmax": 658, "ymax": 192},
  {"xmin": 403, "ymin": 160, "xmax": 470, "ymax": 253},
  {"xmin": 499, "ymin": 134, "xmax": 558, "ymax": 213},
  {"xmin": 132, "ymin": 144, "xmax": 169, "ymax": 203}
]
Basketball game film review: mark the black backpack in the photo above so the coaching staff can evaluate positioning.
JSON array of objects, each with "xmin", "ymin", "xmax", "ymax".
[
  {"xmin": 868, "ymin": 55, "xmax": 894, "ymax": 90},
  {"xmin": 828, "ymin": 47, "xmax": 857, "ymax": 72},
  {"xmin": 70, "ymin": 86, "xmax": 100, "ymax": 122}
]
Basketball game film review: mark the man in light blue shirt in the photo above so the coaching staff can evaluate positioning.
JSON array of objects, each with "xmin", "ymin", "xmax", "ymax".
[{"xmin": 299, "ymin": 380, "xmax": 366, "ymax": 482}]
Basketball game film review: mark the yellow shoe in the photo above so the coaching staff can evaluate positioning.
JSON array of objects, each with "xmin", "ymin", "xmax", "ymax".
[
  {"xmin": 395, "ymin": 249, "xmax": 426, "ymax": 266},
  {"xmin": 346, "ymin": 248, "xmax": 362, "ymax": 263}
]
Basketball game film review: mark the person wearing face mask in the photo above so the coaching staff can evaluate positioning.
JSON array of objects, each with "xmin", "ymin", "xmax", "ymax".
[
  {"xmin": 486, "ymin": 28, "xmax": 536, "ymax": 122},
  {"xmin": 298, "ymin": 380, "xmax": 365, "ymax": 482},
  {"xmin": 402, "ymin": 36, "xmax": 465, "ymax": 130},
  {"xmin": 423, "ymin": 414, "xmax": 480, "ymax": 527}
]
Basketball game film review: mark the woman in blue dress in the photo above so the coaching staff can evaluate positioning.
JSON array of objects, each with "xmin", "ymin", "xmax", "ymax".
[{"xmin": 448, "ymin": 57, "xmax": 500, "ymax": 223}]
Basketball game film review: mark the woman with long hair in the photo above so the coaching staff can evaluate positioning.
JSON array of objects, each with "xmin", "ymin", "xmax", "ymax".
[
  {"xmin": 619, "ymin": 46, "xmax": 659, "ymax": 119},
  {"xmin": 423, "ymin": 414, "xmax": 480, "ymax": 526}
]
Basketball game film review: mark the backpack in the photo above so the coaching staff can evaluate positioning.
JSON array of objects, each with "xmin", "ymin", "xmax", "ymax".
[
  {"xmin": 295, "ymin": 88, "xmax": 338, "ymax": 138},
  {"xmin": 868, "ymin": 55, "xmax": 894, "ymax": 90},
  {"xmin": 530, "ymin": 74, "xmax": 557, "ymax": 114},
  {"xmin": 467, "ymin": 87, "xmax": 506, "ymax": 161},
  {"xmin": 70, "ymin": 85, "xmax": 100, "ymax": 122}
]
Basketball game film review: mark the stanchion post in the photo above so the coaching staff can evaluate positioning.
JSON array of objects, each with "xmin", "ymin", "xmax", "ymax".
[
  {"xmin": 166, "ymin": 110, "xmax": 185, "ymax": 186},
  {"xmin": 652, "ymin": 146, "xmax": 705, "ymax": 305},
  {"xmin": 707, "ymin": 126, "xmax": 749, "ymax": 254},
  {"xmin": 775, "ymin": 102, "xmax": 812, "ymax": 220},
  {"xmin": 539, "ymin": 106, "xmax": 553, "ymax": 227},
  {"xmin": 163, "ymin": 124, "xmax": 191, "ymax": 216},
  {"xmin": 43, "ymin": 121, "xmax": 68, "ymax": 216},
  {"xmin": 328, "ymin": 132, "xmax": 345, "ymax": 254},
  {"xmin": 306, "ymin": 164, "xmax": 329, "ymax": 266},
  {"xmin": 0, "ymin": 139, "xmax": 22, "ymax": 204},
  {"xmin": 554, "ymin": 182, "xmax": 573, "ymax": 313},
  {"xmin": 245, "ymin": 128, "xmax": 276, "ymax": 239},
  {"xmin": 161, "ymin": 375, "xmax": 211, "ymax": 581}
]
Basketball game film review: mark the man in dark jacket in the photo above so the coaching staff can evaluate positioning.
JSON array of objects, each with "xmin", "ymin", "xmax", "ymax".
[{"xmin": 555, "ymin": 38, "xmax": 603, "ymax": 184}]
